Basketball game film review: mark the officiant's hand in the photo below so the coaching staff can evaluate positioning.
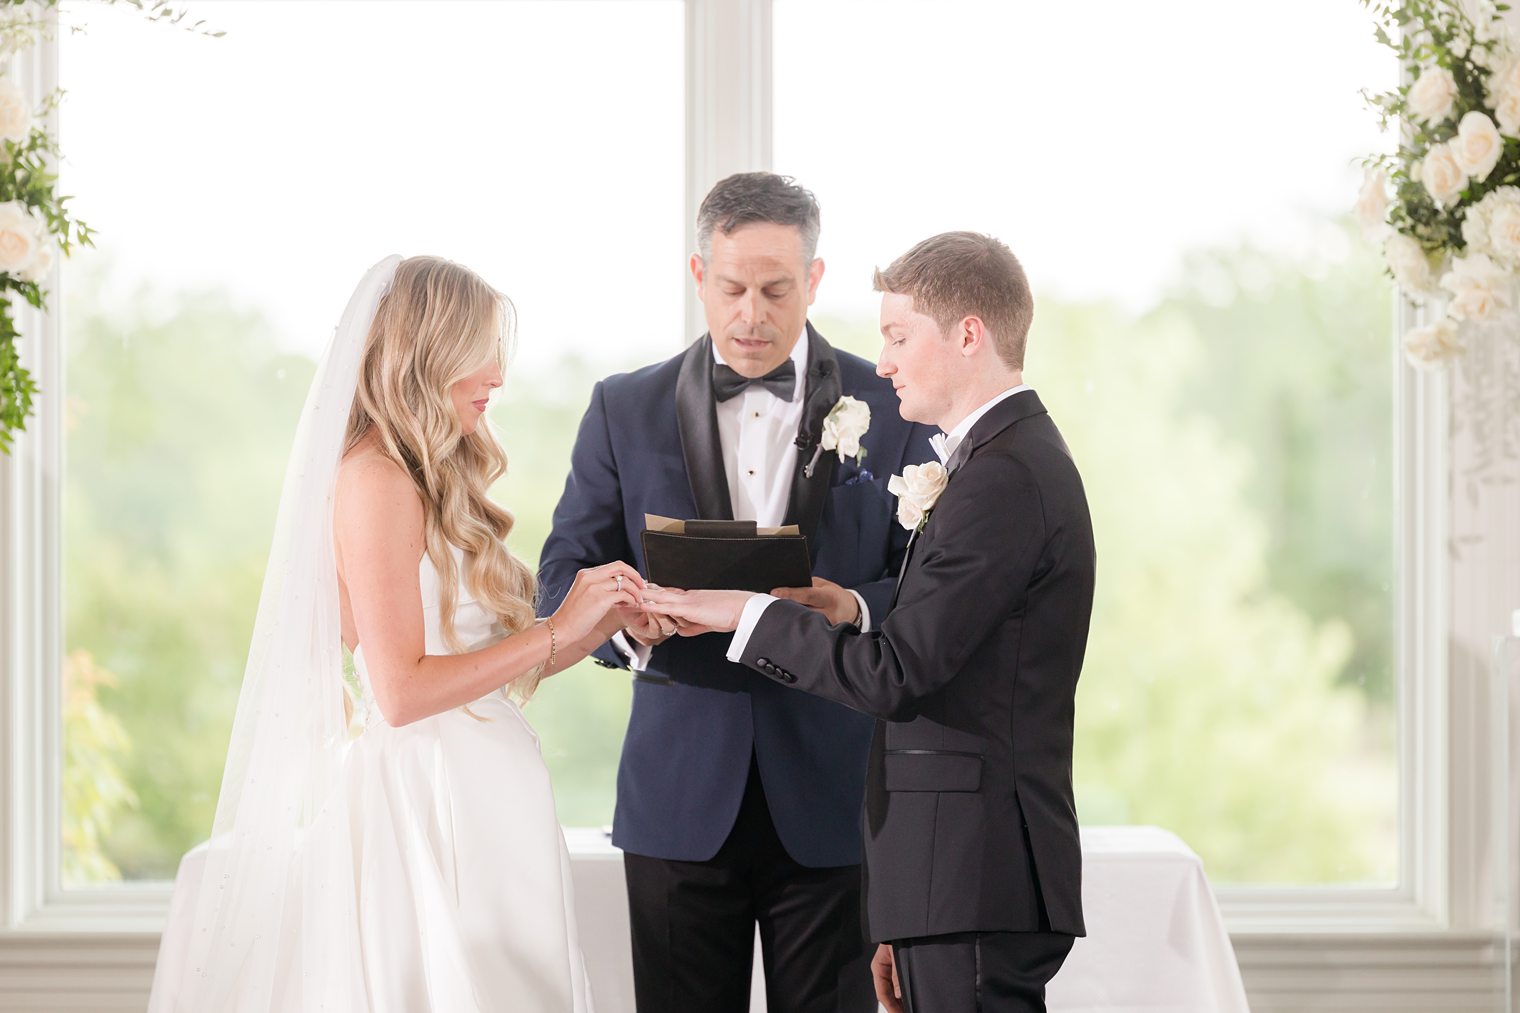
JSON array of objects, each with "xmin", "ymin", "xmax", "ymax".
[
  {"xmin": 872, "ymin": 944, "xmax": 904, "ymax": 1013},
  {"xmin": 770, "ymin": 576, "xmax": 860, "ymax": 626},
  {"xmin": 637, "ymin": 587, "xmax": 753, "ymax": 634}
]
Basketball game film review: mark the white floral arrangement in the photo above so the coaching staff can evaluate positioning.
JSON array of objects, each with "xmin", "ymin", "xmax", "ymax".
[
  {"xmin": 1357, "ymin": 0, "xmax": 1520, "ymax": 370},
  {"xmin": 0, "ymin": 1, "xmax": 218, "ymax": 454}
]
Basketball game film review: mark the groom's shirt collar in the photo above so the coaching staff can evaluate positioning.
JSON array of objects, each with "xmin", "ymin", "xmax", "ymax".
[
  {"xmin": 931, "ymin": 384, "xmax": 1033, "ymax": 464},
  {"xmin": 710, "ymin": 326, "xmax": 809, "ymax": 403}
]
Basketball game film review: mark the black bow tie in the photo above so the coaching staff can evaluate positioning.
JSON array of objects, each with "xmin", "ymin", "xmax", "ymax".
[{"xmin": 712, "ymin": 360, "xmax": 796, "ymax": 403}]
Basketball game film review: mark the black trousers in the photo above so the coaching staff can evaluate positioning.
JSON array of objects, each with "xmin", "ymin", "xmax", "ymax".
[
  {"xmin": 623, "ymin": 757, "xmax": 875, "ymax": 1013},
  {"xmin": 892, "ymin": 931, "xmax": 1075, "ymax": 1013}
]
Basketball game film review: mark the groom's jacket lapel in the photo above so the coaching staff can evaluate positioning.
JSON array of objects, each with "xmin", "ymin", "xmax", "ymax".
[
  {"xmin": 784, "ymin": 323, "xmax": 842, "ymax": 562},
  {"xmin": 675, "ymin": 335, "xmax": 733, "ymax": 521},
  {"xmin": 888, "ymin": 389, "xmax": 1051, "ymax": 609}
]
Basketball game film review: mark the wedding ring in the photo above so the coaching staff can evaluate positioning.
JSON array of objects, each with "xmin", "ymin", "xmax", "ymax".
[{"xmin": 614, "ymin": 575, "xmax": 623, "ymax": 592}]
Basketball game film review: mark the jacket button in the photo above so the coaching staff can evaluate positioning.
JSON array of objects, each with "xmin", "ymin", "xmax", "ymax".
[
  {"xmin": 780, "ymin": 671, "xmax": 797, "ymax": 684},
  {"xmin": 757, "ymin": 657, "xmax": 770, "ymax": 667}
]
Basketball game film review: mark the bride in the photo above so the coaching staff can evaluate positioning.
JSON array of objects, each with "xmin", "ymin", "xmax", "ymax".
[{"xmin": 148, "ymin": 255, "xmax": 640, "ymax": 1012}]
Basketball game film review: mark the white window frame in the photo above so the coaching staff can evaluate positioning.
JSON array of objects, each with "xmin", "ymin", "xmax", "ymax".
[{"xmin": 0, "ymin": 0, "xmax": 1492, "ymax": 989}]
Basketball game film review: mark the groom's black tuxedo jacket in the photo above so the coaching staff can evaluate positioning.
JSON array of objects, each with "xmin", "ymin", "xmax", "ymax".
[{"xmin": 736, "ymin": 390, "xmax": 1095, "ymax": 942}]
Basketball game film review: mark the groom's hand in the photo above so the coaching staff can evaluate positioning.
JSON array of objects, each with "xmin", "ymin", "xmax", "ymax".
[
  {"xmin": 771, "ymin": 577, "xmax": 861, "ymax": 626},
  {"xmin": 624, "ymin": 608, "xmax": 678, "ymax": 647},
  {"xmin": 872, "ymin": 944, "xmax": 904, "ymax": 1013}
]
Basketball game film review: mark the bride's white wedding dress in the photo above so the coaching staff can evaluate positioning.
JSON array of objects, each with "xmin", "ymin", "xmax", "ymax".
[
  {"xmin": 327, "ymin": 545, "xmax": 593, "ymax": 1011},
  {"xmin": 152, "ymin": 545, "xmax": 594, "ymax": 1013}
]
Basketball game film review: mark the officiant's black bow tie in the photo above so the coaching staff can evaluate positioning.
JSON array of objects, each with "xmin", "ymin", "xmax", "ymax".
[{"xmin": 713, "ymin": 361, "xmax": 796, "ymax": 402}]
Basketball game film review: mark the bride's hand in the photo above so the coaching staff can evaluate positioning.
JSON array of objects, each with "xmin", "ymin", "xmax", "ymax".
[
  {"xmin": 637, "ymin": 587, "xmax": 754, "ymax": 634},
  {"xmin": 552, "ymin": 562, "xmax": 645, "ymax": 644}
]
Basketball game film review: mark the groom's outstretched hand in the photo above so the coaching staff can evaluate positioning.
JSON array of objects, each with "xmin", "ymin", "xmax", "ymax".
[
  {"xmin": 770, "ymin": 576, "xmax": 860, "ymax": 627},
  {"xmin": 638, "ymin": 587, "xmax": 754, "ymax": 634},
  {"xmin": 622, "ymin": 606, "xmax": 677, "ymax": 647}
]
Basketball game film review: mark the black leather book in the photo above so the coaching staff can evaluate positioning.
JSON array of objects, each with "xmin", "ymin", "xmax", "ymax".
[{"xmin": 640, "ymin": 515, "xmax": 812, "ymax": 593}]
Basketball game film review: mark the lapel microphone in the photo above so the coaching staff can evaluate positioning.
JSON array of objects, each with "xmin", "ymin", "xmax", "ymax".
[{"xmin": 795, "ymin": 360, "xmax": 837, "ymax": 478}]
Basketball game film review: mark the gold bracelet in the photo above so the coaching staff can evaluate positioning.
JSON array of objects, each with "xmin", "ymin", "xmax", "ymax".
[{"xmin": 545, "ymin": 617, "xmax": 558, "ymax": 670}]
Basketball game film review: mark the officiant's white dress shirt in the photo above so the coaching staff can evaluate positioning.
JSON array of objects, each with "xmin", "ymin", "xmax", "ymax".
[
  {"xmin": 725, "ymin": 383, "xmax": 1031, "ymax": 662},
  {"xmin": 614, "ymin": 330, "xmax": 871, "ymax": 669}
]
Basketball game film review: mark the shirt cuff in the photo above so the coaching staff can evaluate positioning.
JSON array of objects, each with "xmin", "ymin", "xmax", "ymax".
[
  {"xmin": 611, "ymin": 630, "xmax": 654, "ymax": 672},
  {"xmin": 726, "ymin": 594, "xmax": 779, "ymax": 663},
  {"xmin": 849, "ymin": 589, "xmax": 871, "ymax": 632}
]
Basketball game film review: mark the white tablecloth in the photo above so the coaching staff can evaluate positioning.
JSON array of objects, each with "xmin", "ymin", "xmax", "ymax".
[{"xmin": 154, "ymin": 825, "xmax": 1248, "ymax": 1012}]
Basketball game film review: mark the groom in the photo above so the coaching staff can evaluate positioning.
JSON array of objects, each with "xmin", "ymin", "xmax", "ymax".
[
  {"xmin": 641, "ymin": 232, "xmax": 1097, "ymax": 1013},
  {"xmin": 538, "ymin": 172, "xmax": 936, "ymax": 1011}
]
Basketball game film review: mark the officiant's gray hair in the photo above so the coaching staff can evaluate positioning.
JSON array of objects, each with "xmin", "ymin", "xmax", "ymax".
[
  {"xmin": 874, "ymin": 231, "xmax": 1034, "ymax": 371},
  {"xmin": 696, "ymin": 172, "xmax": 821, "ymax": 263}
]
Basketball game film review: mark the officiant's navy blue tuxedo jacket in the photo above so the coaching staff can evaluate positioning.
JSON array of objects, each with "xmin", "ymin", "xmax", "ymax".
[{"xmin": 538, "ymin": 326, "xmax": 937, "ymax": 867}]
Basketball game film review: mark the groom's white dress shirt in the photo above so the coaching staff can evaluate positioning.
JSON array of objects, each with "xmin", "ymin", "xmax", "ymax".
[
  {"xmin": 614, "ymin": 329, "xmax": 871, "ymax": 670},
  {"xmin": 725, "ymin": 383, "xmax": 1032, "ymax": 662}
]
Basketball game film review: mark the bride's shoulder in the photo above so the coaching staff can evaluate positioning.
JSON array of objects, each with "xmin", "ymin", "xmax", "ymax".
[{"xmin": 336, "ymin": 440, "xmax": 422, "ymax": 525}]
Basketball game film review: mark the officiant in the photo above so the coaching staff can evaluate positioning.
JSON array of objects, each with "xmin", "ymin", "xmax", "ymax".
[{"xmin": 537, "ymin": 172, "xmax": 936, "ymax": 1012}]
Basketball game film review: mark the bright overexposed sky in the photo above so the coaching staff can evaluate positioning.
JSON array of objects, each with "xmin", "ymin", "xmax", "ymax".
[{"xmin": 59, "ymin": 0, "xmax": 1395, "ymax": 368}]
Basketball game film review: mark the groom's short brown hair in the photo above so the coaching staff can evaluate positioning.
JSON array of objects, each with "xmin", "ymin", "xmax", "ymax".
[{"xmin": 873, "ymin": 232, "xmax": 1034, "ymax": 370}]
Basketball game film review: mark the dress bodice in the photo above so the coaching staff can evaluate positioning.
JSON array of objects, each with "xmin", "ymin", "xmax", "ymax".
[{"xmin": 352, "ymin": 545, "xmax": 510, "ymax": 727}]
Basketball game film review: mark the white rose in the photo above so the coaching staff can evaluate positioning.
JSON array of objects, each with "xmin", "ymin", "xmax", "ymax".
[
  {"xmin": 887, "ymin": 460, "xmax": 950, "ymax": 531},
  {"xmin": 1384, "ymin": 232, "xmax": 1441, "ymax": 295},
  {"xmin": 1496, "ymin": 87, "xmax": 1520, "ymax": 136},
  {"xmin": 1485, "ymin": 202, "xmax": 1520, "ymax": 261},
  {"xmin": 1354, "ymin": 168, "xmax": 1391, "ymax": 238},
  {"xmin": 903, "ymin": 460, "xmax": 947, "ymax": 500},
  {"xmin": 1419, "ymin": 142, "xmax": 1469, "ymax": 206},
  {"xmin": 0, "ymin": 77, "xmax": 32, "ymax": 145},
  {"xmin": 819, "ymin": 395, "xmax": 871, "ymax": 464},
  {"xmin": 1490, "ymin": 52, "xmax": 1520, "ymax": 99},
  {"xmin": 0, "ymin": 199, "xmax": 41, "ymax": 275},
  {"xmin": 20, "ymin": 237, "xmax": 50, "ymax": 283},
  {"xmin": 1403, "ymin": 318, "xmax": 1465, "ymax": 370},
  {"xmin": 895, "ymin": 496, "xmax": 925, "ymax": 531},
  {"xmin": 1452, "ymin": 110, "xmax": 1504, "ymax": 180},
  {"xmin": 1409, "ymin": 66, "xmax": 1459, "ymax": 123},
  {"xmin": 1440, "ymin": 251, "xmax": 1515, "ymax": 320}
]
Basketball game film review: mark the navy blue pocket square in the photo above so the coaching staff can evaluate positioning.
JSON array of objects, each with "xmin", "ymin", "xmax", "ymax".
[{"xmin": 842, "ymin": 469, "xmax": 875, "ymax": 487}]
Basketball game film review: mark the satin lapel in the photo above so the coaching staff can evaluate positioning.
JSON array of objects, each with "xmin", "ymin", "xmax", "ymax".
[
  {"xmin": 674, "ymin": 335, "xmax": 733, "ymax": 521},
  {"xmin": 785, "ymin": 323, "xmax": 842, "ymax": 560},
  {"xmin": 890, "ymin": 524, "xmax": 922, "ymax": 610}
]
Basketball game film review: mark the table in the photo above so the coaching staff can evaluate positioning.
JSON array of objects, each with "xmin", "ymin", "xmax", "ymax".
[{"xmin": 153, "ymin": 826, "xmax": 1249, "ymax": 1012}]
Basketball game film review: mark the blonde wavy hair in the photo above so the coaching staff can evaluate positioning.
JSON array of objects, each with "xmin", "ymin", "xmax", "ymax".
[{"xmin": 344, "ymin": 256, "xmax": 541, "ymax": 697}]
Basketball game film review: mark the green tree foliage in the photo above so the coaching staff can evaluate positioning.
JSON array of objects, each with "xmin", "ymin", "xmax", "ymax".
[{"xmin": 61, "ymin": 649, "xmax": 135, "ymax": 885}]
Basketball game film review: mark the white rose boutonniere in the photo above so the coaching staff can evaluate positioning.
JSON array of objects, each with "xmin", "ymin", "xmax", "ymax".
[
  {"xmin": 821, "ymin": 395, "xmax": 870, "ymax": 463},
  {"xmin": 888, "ymin": 461, "xmax": 949, "ymax": 533},
  {"xmin": 803, "ymin": 395, "xmax": 871, "ymax": 477}
]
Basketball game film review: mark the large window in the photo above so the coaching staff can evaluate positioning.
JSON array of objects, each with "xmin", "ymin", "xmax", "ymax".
[
  {"xmin": 774, "ymin": 0, "xmax": 1400, "ymax": 886},
  {"xmin": 58, "ymin": 0, "xmax": 683, "ymax": 884}
]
